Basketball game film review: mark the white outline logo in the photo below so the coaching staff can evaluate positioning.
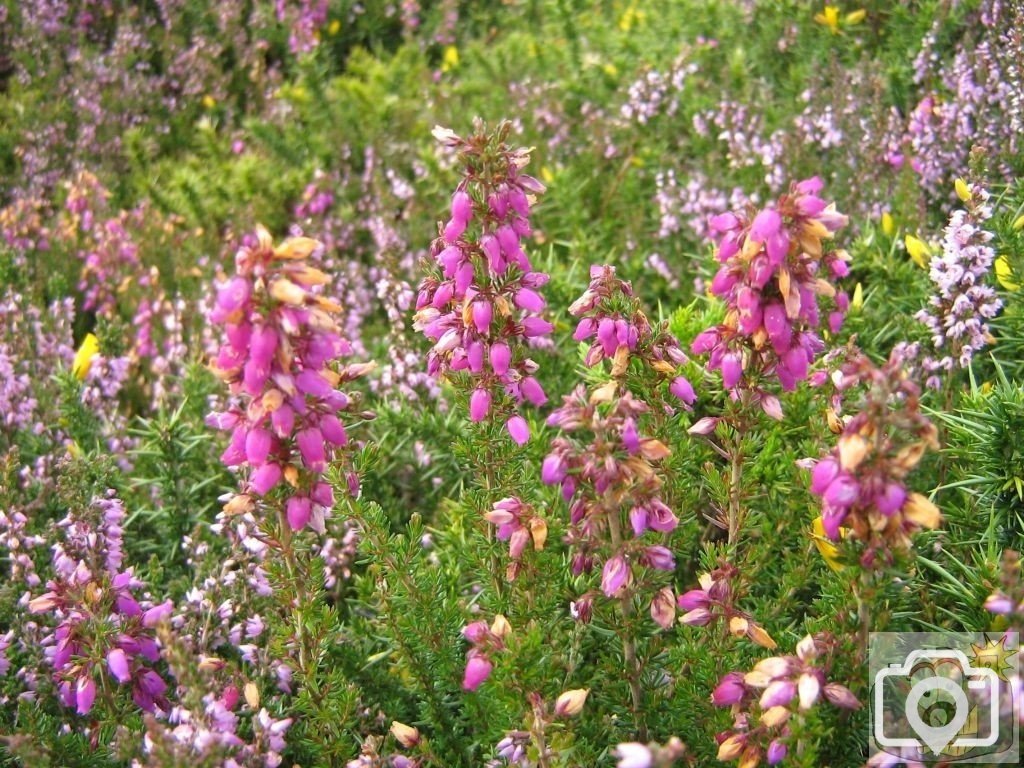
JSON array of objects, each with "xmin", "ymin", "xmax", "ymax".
[{"xmin": 874, "ymin": 648, "xmax": 1000, "ymax": 755}]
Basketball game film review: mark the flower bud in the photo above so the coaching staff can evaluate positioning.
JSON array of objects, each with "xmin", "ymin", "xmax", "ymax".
[
  {"xmin": 554, "ymin": 688, "xmax": 589, "ymax": 718},
  {"xmin": 390, "ymin": 720, "xmax": 421, "ymax": 748}
]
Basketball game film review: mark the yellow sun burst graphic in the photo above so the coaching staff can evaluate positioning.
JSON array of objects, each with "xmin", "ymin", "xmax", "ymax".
[{"xmin": 969, "ymin": 634, "xmax": 1017, "ymax": 682}]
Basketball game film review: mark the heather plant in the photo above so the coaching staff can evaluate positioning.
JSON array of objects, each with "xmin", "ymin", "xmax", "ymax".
[{"xmin": 2, "ymin": 2, "xmax": 1024, "ymax": 767}]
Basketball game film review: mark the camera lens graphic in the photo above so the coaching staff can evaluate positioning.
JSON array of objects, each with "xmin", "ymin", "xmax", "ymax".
[{"xmin": 904, "ymin": 675, "xmax": 970, "ymax": 755}]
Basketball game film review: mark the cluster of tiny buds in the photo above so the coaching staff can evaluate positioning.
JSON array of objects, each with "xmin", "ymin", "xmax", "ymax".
[
  {"xmin": 677, "ymin": 561, "xmax": 777, "ymax": 649},
  {"xmin": 712, "ymin": 633, "xmax": 859, "ymax": 767}
]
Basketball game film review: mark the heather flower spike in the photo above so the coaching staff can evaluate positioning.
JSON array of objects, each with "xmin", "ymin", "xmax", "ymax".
[
  {"xmin": 414, "ymin": 121, "xmax": 550, "ymax": 443},
  {"xmin": 208, "ymin": 226, "xmax": 372, "ymax": 532},
  {"xmin": 805, "ymin": 349, "xmax": 940, "ymax": 561},
  {"xmin": 570, "ymin": 264, "xmax": 696, "ymax": 407},
  {"xmin": 915, "ymin": 181, "xmax": 1003, "ymax": 389},
  {"xmin": 694, "ymin": 178, "xmax": 849, "ymax": 409},
  {"xmin": 712, "ymin": 633, "xmax": 858, "ymax": 768}
]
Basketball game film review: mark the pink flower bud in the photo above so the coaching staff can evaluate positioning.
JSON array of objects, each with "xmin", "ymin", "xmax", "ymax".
[
  {"xmin": 506, "ymin": 416, "xmax": 529, "ymax": 445},
  {"xmin": 810, "ymin": 458, "xmax": 840, "ymax": 494},
  {"xmin": 669, "ymin": 376, "xmax": 696, "ymax": 406},
  {"xmin": 76, "ymin": 676, "xmax": 96, "ymax": 715},
  {"xmin": 443, "ymin": 218, "xmax": 466, "ymax": 243},
  {"xmin": 451, "ymin": 190, "xmax": 473, "ymax": 224},
  {"xmin": 823, "ymin": 682, "xmax": 860, "ymax": 709},
  {"xmin": 250, "ymin": 462, "xmax": 282, "ymax": 496},
  {"xmin": 469, "ymin": 388, "xmax": 492, "ymax": 422},
  {"xmin": 467, "ymin": 341, "xmax": 485, "ymax": 373},
  {"xmin": 462, "ymin": 621, "xmax": 489, "ymax": 643},
  {"xmin": 681, "ymin": 607, "xmax": 712, "ymax": 626},
  {"xmin": 490, "ymin": 342, "xmax": 511, "ymax": 375},
  {"xmin": 677, "ymin": 589, "xmax": 710, "ymax": 611},
  {"xmin": 296, "ymin": 427, "xmax": 326, "ymax": 472},
  {"xmin": 759, "ymin": 679, "xmax": 796, "ymax": 709},
  {"xmin": 472, "ymin": 301, "xmax": 493, "ymax": 334},
  {"xmin": 271, "ymin": 404, "xmax": 295, "ymax": 438},
  {"xmin": 541, "ymin": 454, "xmax": 566, "ymax": 485},
  {"xmin": 520, "ymin": 317, "xmax": 553, "ymax": 337},
  {"xmin": 573, "ymin": 317, "xmax": 596, "ymax": 341},
  {"xmin": 711, "ymin": 673, "xmax": 746, "ymax": 707},
  {"xmin": 514, "ymin": 288, "xmax": 545, "ymax": 312},
  {"xmin": 643, "ymin": 545, "xmax": 675, "ymax": 571},
  {"xmin": 601, "ymin": 555, "xmax": 630, "ymax": 597},
  {"xmin": 245, "ymin": 428, "xmax": 272, "ymax": 466},
  {"xmin": 650, "ymin": 587, "xmax": 676, "ymax": 629},
  {"xmin": 750, "ymin": 208, "xmax": 782, "ymax": 242},
  {"xmin": 286, "ymin": 496, "xmax": 312, "ymax": 530},
  {"xmin": 142, "ymin": 600, "xmax": 173, "ymax": 628},
  {"xmin": 250, "ymin": 325, "xmax": 278, "ymax": 369},
  {"xmin": 319, "ymin": 414, "xmax": 348, "ymax": 446},
  {"xmin": 107, "ymin": 648, "xmax": 131, "ymax": 684},
  {"xmin": 823, "ymin": 475, "xmax": 859, "ymax": 508},
  {"xmin": 462, "ymin": 655, "xmax": 493, "ymax": 691},
  {"xmin": 766, "ymin": 740, "xmax": 787, "ymax": 765},
  {"xmin": 721, "ymin": 352, "xmax": 743, "ymax": 389},
  {"xmin": 874, "ymin": 482, "xmax": 907, "ymax": 516},
  {"xmin": 520, "ymin": 377, "xmax": 547, "ymax": 406}
]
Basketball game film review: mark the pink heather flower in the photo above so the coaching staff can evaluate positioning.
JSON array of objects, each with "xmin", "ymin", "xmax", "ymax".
[
  {"xmin": 766, "ymin": 740, "xmax": 787, "ymax": 765},
  {"xmin": 463, "ymin": 655, "xmax": 493, "ymax": 691},
  {"xmin": 614, "ymin": 743, "xmax": 653, "ymax": 768},
  {"xmin": 805, "ymin": 351, "xmax": 939, "ymax": 555},
  {"xmin": 107, "ymin": 648, "xmax": 131, "ymax": 684},
  {"xmin": 470, "ymin": 388, "xmax": 492, "ymax": 422},
  {"xmin": 711, "ymin": 672, "xmax": 746, "ymax": 707},
  {"xmin": 693, "ymin": 179, "xmax": 849, "ymax": 398},
  {"xmin": 601, "ymin": 554, "xmax": 631, "ymax": 597},
  {"xmin": 569, "ymin": 265, "xmax": 696, "ymax": 407},
  {"xmin": 414, "ymin": 123, "xmax": 549, "ymax": 440},
  {"xmin": 287, "ymin": 496, "xmax": 312, "ymax": 531},
  {"xmin": 207, "ymin": 226, "xmax": 371, "ymax": 531},
  {"xmin": 506, "ymin": 415, "xmax": 530, "ymax": 445},
  {"xmin": 76, "ymin": 676, "xmax": 96, "ymax": 715},
  {"xmin": 914, "ymin": 184, "xmax": 1002, "ymax": 389}
]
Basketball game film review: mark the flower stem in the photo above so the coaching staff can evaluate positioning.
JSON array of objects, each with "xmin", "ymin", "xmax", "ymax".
[
  {"xmin": 727, "ymin": 426, "xmax": 744, "ymax": 546},
  {"xmin": 606, "ymin": 506, "xmax": 646, "ymax": 740}
]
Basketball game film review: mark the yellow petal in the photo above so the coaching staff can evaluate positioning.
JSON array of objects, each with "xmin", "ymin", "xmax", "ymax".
[
  {"xmin": 851, "ymin": 281, "xmax": 864, "ymax": 311},
  {"xmin": 441, "ymin": 45, "xmax": 459, "ymax": 72},
  {"xmin": 954, "ymin": 178, "xmax": 972, "ymax": 202},
  {"xmin": 881, "ymin": 212, "xmax": 895, "ymax": 237},
  {"xmin": 1013, "ymin": 214, "xmax": 1024, "ymax": 231},
  {"xmin": 904, "ymin": 234, "xmax": 931, "ymax": 268},
  {"xmin": 811, "ymin": 517, "xmax": 847, "ymax": 573},
  {"xmin": 995, "ymin": 256, "xmax": 1020, "ymax": 291},
  {"xmin": 72, "ymin": 333, "xmax": 100, "ymax": 381},
  {"xmin": 845, "ymin": 9, "xmax": 866, "ymax": 24}
]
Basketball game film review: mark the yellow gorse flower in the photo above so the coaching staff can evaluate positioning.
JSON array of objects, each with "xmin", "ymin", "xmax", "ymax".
[
  {"xmin": 904, "ymin": 234, "xmax": 931, "ymax": 268},
  {"xmin": 814, "ymin": 5, "xmax": 865, "ymax": 34},
  {"xmin": 814, "ymin": 6, "xmax": 841, "ymax": 33},
  {"xmin": 811, "ymin": 516, "xmax": 848, "ymax": 572},
  {"xmin": 441, "ymin": 45, "xmax": 459, "ymax": 72},
  {"xmin": 851, "ymin": 281, "xmax": 864, "ymax": 311},
  {"xmin": 954, "ymin": 177, "xmax": 972, "ymax": 202},
  {"xmin": 995, "ymin": 256, "xmax": 1020, "ymax": 291},
  {"xmin": 72, "ymin": 333, "xmax": 100, "ymax": 381},
  {"xmin": 881, "ymin": 211, "xmax": 895, "ymax": 237},
  {"xmin": 619, "ymin": 1, "xmax": 646, "ymax": 32}
]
